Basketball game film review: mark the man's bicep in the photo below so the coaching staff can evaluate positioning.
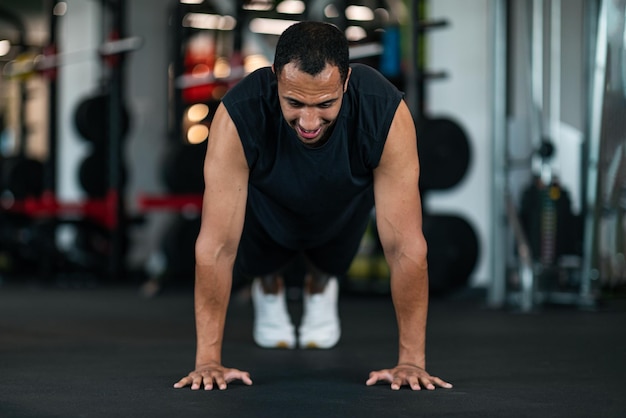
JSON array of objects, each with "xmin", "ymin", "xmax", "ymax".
[
  {"xmin": 197, "ymin": 103, "xmax": 249, "ymax": 259},
  {"xmin": 373, "ymin": 101, "xmax": 424, "ymax": 256},
  {"xmin": 204, "ymin": 103, "xmax": 249, "ymax": 178}
]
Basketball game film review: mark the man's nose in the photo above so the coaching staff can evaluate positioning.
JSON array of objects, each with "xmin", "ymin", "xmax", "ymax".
[{"xmin": 299, "ymin": 107, "xmax": 319, "ymax": 130}]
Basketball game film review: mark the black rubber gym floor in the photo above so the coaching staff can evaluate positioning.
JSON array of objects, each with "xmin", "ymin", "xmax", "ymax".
[{"xmin": 1, "ymin": 282, "xmax": 625, "ymax": 418}]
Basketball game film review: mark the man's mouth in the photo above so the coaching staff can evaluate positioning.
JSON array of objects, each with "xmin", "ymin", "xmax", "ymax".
[{"xmin": 297, "ymin": 125, "xmax": 322, "ymax": 140}]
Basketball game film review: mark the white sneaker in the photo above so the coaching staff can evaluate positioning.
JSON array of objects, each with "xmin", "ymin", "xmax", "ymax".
[
  {"xmin": 299, "ymin": 277, "xmax": 341, "ymax": 349},
  {"xmin": 251, "ymin": 278, "xmax": 296, "ymax": 349}
]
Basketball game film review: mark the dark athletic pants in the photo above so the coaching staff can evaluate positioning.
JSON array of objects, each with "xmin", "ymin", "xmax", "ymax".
[{"xmin": 234, "ymin": 205, "xmax": 373, "ymax": 280}]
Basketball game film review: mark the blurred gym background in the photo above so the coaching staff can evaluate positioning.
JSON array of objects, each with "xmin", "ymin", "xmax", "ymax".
[{"xmin": 0, "ymin": 0, "xmax": 624, "ymax": 310}]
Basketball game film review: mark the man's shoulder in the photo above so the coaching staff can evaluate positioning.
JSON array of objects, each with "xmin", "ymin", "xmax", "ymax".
[
  {"xmin": 239, "ymin": 66, "xmax": 273, "ymax": 85},
  {"xmin": 349, "ymin": 64, "xmax": 393, "ymax": 86},
  {"xmin": 347, "ymin": 64, "xmax": 402, "ymax": 100},
  {"xmin": 350, "ymin": 63, "xmax": 380, "ymax": 76}
]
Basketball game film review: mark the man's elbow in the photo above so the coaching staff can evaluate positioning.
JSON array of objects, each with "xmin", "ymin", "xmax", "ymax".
[
  {"xmin": 386, "ymin": 242, "xmax": 428, "ymax": 275},
  {"xmin": 194, "ymin": 235, "xmax": 238, "ymax": 268}
]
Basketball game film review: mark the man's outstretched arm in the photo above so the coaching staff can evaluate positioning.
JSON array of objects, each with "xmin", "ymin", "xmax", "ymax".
[
  {"xmin": 173, "ymin": 103, "xmax": 252, "ymax": 390},
  {"xmin": 369, "ymin": 100, "xmax": 452, "ymax": 391}
]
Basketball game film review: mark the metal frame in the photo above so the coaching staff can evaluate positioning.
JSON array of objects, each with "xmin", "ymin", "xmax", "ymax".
[
  {"xmin": 581, "ymin": 0, "xmax": 607, "ymax": 304},
  {"xmin": 488, "ymin": 0, "xmax": 508, "ymax": 308}
]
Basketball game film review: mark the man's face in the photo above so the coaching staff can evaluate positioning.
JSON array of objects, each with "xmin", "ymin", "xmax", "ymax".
[{"xmin": 275, "ymin": 62, "xmax": 350, "ymax": 147}]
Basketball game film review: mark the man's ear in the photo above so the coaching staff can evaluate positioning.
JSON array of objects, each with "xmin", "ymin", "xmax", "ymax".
[
  {"xmin": 343, "ymin": 67, "xmax": 352, "ymax": 92},
  {"xmin": 271, "ymin": 64, "xmax": 275, "ymax": 74}
]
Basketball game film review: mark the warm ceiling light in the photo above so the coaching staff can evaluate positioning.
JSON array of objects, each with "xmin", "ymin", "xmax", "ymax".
[
  {"xmin": 187, "ymin": 124, "xmax": 209, "ymax": 144},
  {"xmin": 53, "ymin": 2, "xmax": 67, "ymax": 16},
  {"xmin": 180, "ymin": 0, "xmax": 204, "ymax": 4},
  {"xmin": 0, "ymin": 40, "xmax": 10, "ymax": 57},
  {"xmin": 183, "ymin": 13, "xmax": 237, "ymax": 30},
  {"xmin": 324, "ymin": 4, "xmax": 339, "ymax": 18},
  {"xmin": 276, "ymin": 0, "xmax": 305, "ymax": 14},
  {"xmin": 345, "ymin": 26, "xmax": 367, "ymax": 42},
  {"xmin": 243, "ymin": 0, "xmax": 274, "ymax": 11},
  {"xmin": 345, "ymin": 5, "xmax": 374, "ymax": 21},
  {"xmin": 187, "ymin": 103, "xmax": 209, "ymax": 122},
  {"xmin": 218, "ymin": 15, "xmax": 237, "ymax": 30},
  {"xmin": 249, "ymin": 18, "xmax": 298, "ymax": 35},
  {"xmin": 213, "ymin": 57, "xmax": 231, "ymax": 78}
]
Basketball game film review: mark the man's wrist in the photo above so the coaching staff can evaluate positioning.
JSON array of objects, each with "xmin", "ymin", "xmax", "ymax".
[
  {"xmin": 398, "ymin": 352, "xmax": 425, "ymax": 369},
  {"xmin": 195, "ymin": 356, "xmax": 222, "ymax": 367}
]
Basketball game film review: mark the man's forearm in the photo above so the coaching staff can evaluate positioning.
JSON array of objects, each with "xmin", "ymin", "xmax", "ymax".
[
  {"xmin": 390, "ymin": 263, "xmax": 429, "ymax": 369},
  {"xmin": 194, "ymin": 263, "xmax": 233, "ymax": 366}
]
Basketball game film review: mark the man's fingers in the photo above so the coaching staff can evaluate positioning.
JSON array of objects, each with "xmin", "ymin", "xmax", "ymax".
[
  {"xmin": 431, "ymin": 376, "xmax": 453, "ymax": 388},
  {"xmin": 419, "ymin": 375, "xmax": 435, "ymax": 390},
  {"xmin": 407, "ymin": 376, "xmax": 421, "ymax": 391},
  {"xmin": 367, "ymin": 367, "xmax": 453, "ymax": 391},
  {"xmin": 224, "ymin": 369, "xmax": 254, "ymax": 386},
  {"xmin": 199, "ymin": 374, "xmax": 213, "ymax": 390},
  {"xmin": 237, "ymin": 371, "xmax": 253, "ymax": 386},
  {"xmin": 174, "ymin": 367, "xmax": 253, "ymax": 391},
  {"xmin": 366, "ymin": 370, "xmax": 392, "ymax": 386},
  {"xmin": 213, "ymin": 374, "xmax": 227, "ymax": 390},
  {"xmin": 173, "ymin": 376, "xmax": 192, "ymax": 389}
]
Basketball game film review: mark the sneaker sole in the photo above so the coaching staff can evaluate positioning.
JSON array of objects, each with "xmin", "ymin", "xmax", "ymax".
[
  {"xmin": 254, "ymin": 335, "xmax": 296, "ymax": 349},
  {"xmin": 299, "ymin": 331, "xmax": 341, "ymax": 349}
]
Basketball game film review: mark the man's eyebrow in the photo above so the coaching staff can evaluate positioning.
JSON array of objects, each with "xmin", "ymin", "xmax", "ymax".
[{"xmin": 283, "ymin": 96, "xmax": 339, "ymax": 106}]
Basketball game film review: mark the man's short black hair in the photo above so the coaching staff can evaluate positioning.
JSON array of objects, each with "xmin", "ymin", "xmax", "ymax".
[{"xmin": 274, "ymin": 21, "xmax": 349, "ymax": 84}]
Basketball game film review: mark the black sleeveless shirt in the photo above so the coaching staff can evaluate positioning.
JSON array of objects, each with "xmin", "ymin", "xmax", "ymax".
[{"xmin": 222, "ymin": 64, "xmax": 403, "ymax": 249}]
